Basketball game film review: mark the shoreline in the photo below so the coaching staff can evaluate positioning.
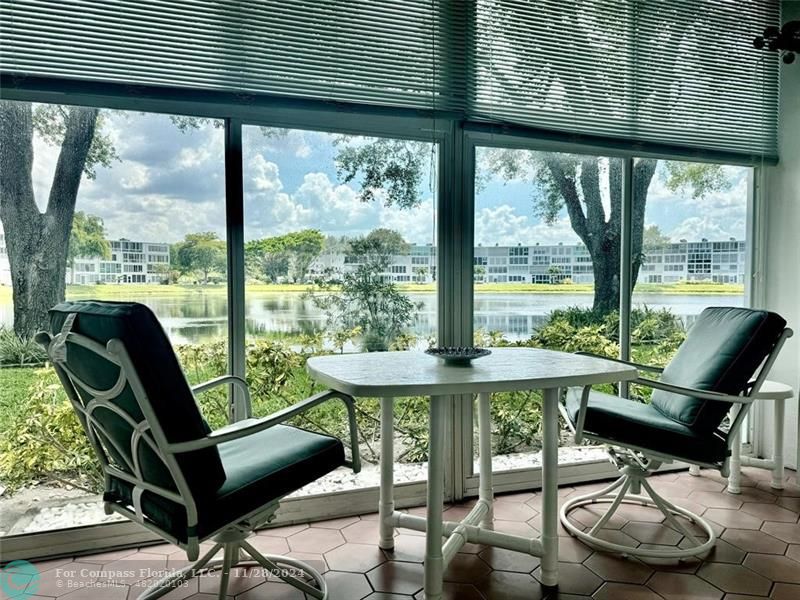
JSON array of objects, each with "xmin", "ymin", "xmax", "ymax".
[{"xmin": 0, "ymin": 282, "xmax": 746, "ymax": 300}]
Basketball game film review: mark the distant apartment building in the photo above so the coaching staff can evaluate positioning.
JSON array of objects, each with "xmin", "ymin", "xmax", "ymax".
[
  {"xmin": 70, "ymin": 239, "xmax": 171, "ymax": 284},
  {"xmin": 309, "ymin": 239, "xmax": 746, "ymax": 286},
  {"xmin": 309, "ymin": 244, "xmax": 437, "ymax": 284}
]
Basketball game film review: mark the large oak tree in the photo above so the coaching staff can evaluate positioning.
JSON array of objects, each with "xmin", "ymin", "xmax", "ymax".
[{"xmin": 0, "ymin": 102, "xmax": 116, "ymax": 338}]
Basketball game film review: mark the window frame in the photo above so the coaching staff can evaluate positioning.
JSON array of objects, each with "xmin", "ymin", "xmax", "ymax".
[{"xmin": 0, "ymin": 88, "xmax": 762, "ymax": 561}]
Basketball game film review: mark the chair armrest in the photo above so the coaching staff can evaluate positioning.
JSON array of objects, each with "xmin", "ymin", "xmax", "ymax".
[
  {"xmin": 575, "ymin": 352, "xmax": 664, "ymax": 374},
  {"xmin": 633, "ymin": 377, "xmax": 753, "ymax": 404},
  {"xmin": 168, "ymin": 389, "xmax": 362, "ymax": 473},
  {"xmin": 192, "ymin": 375, "xmax": 253, "ymax": 422}
]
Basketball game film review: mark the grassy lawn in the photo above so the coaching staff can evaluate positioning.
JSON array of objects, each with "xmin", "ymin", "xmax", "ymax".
[{"xmin": 0, "ymin": 281, "xmax": 745, "ymax": 301}]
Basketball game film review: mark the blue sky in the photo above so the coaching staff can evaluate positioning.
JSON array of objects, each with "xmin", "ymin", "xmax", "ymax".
[{"xmin": 26, "ymin": 109, "xmax": 748, "ymax": 247}]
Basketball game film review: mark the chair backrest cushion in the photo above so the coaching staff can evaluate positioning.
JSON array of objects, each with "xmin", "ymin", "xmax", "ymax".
[
  {"xmin": 49, "ymin": 300, "xmax": 226, "ymax": 498},
  {"xmin": 651, "ymin": 307, "xmax": 786, "ymax": 433}
]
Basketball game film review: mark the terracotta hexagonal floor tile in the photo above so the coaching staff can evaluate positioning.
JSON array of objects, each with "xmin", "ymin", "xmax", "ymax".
[
  {"xmin": 636, "ymin": 545, "xmax": 702, "ymax": 574},
  {"xmin": 720, "ymin": 529, "xmax": 787, "ymax": 554},
  {"xmin": 592, "ymin": 528, "xmax": 641, "ymax": 549},
  {"xmin": 443, "ymin": 553, "xmax": 491, "ymax": 584},
  {"xmin": 533, "ymin": 562, "xmax": 603, "ymax": 596},
  {"xmin": 287, "ymin": 527, "xmax": 345, "ymax": 553},
  {"xmin": 324, "ymin": 543, "xmax": 386, "ymax": 573},
  {"xmin": 786, "ymin": 544, "xmax": 800, "ymax": 563},
  {"xmin": 731, "ymin": 486, "xmax": 779, "ymax": 503},
  {"xmin": 236, "ymin": 581, "xmax": 305, "ymax": 600},
  {"xmin": 491, "ymin": 518, "xmax": 539, "ymax": 538},
  {"xmin": 557, "ymin": 536, "xmax": 594, "ymax": 563},
  {"xmin": 757, "ymin": 482, "xmax": 800, "ymax": 496},
  {"xmin": 260, "ymin": 523, "xmax": 309, "ymax": 538},
  {"xmin": 688, "ymin": 491, "xmax": 743, "ymax": 510},
  {"xmin": 491, "ymin": 501, "xmax": 537, "ymax": 522},
  {"xmin": 383, "ymin": 534, "xmax": 426, "ymax": 563},
  {"xmin": 761, "ymin": 521, "xmax": 800, "ymax": 543},
  {"xmin": 198, "ymin": 565, "xmax": 265, "ymax": 596},
  {"xmin": 478, "ymin": 546, "xmax": 540, "ymax": 573},
  {"xmin": 309, "ymin": 515, "xmax": 361, "ymax": 530},
  {"xmin": 570, "ymin": 506, "xmax": 627, "ymax": 530},
  {"xmin": 341, "ymin": 520, "xmax": 383, "ymax": 544},
  {"xmin": 704, "ymin": 508, "xmax": 763, "ymax": 530},
  {"xmin": 647, "ymin": 572, "xmax": 723, "ymax": 600},
  {"xmin": 740, "ymin": 503, "xmax": 798, "ymax": 523},
  {"xmin": 593, "ymin": 582, "xmax": 665, "ymax": 600},
  {"xmin": 366, "ymin": 561, "xmax": 424, "ymax": 596},
  {"xmin": 285, "ymin": 552, "xmax": 328, "ymax": 574},
  {"xmin": 414, "ymin": 581, "xmax": 485, "ymax": 600},
  {"xmin": 616, "ymin": 504, "xmax": 667, "ymax": 523},
  {"xmin": 474, "ymin": 571, "xmax": 541, "ymax": 600},
  {"xmin": 697, "ymin": 563, "xmax": 771, "ymax": 596},
  {"xmin": 248, "ymin": 534, "xmax": 291, "ymax": 555},
  {"xmin": 771, "ymin": 583, "xmax": 800, "ymax": 600},
  {"xmin": 323, "ymin": 571, "xmax": 373, "ymax": 600},
  {"xmin": 622, "ymin": 522, "xmax": 683, "ymax": 546},
  {"xmin": 584, "ymin": 553, "xmax": 654, "ymax": 584},
  {"xmin": 743, "ymin": 553, "xmax": 800, "ymax": 584},
  {"xmin": 678, "ymin": 538, "xmax": 744, "ymax": 564},
  {"xmin": 776, "ymin": 496, "xmax": 800, "ymax": 512},
  {"xmin": 61, "ymin": 583, "xmax": 130, "ymax": 600},
  {"xmin": 676, "ymin": 475, "xmax": 726, "ymax": 493}
]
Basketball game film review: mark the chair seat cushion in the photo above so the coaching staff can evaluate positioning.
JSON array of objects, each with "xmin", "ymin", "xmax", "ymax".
[
  {"xmin": 565, "ymin": 388, "xmax": 729, "ymax": 465},
  {"xmin": 108, "ymin": 424, "xmax": 345, "ymax": 542}
]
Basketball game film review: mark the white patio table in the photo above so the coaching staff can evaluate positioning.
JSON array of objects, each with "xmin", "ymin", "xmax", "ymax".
[{"xmin": 306, "ymin": 347, "xmax": 637, "ymax": 599}]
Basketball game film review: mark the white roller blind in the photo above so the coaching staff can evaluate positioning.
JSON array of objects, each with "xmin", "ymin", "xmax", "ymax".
[
  {"xmin": 470, "ymin": 0, "xmax": 780, "ymax": 159},
  {"xmin": 1, "ymin": 0, "xmax": 780, "ymax": 160},
  {"xmin": 0, "ymin": 0, "xmax": 468, "ymax": 111}
]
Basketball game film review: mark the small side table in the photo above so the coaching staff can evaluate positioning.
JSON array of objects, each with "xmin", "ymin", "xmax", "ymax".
[{"xmin": 689, "ymin": 380, "xmax": 795, "ymax": 493}]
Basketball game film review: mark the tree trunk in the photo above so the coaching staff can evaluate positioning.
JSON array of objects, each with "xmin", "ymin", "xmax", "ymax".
[
  {"xmin": 589, "ymin": 230, "xmax": 621, "ymax": 315},
  {"xmin": 0, "ymin": 102, "xmax": 99, "ymax": 338}
]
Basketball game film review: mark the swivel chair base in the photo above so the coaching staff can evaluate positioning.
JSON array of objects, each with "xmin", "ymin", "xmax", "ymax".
[
  {"xmin": 560, "ymin": 457, "xmax": 716, "ymax": 560},
  {"xmin": 138, "ymin": 528, "xmax": 327, "ymax": 600}
]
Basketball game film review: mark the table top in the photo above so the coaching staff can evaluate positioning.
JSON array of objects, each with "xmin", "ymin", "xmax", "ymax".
[
  {"xmin": 306, "ymin": 347, "xmax": 638, "ymax": 397},
  {"xmin": 753, "ymin": 380, "xmax": 795, "ymax": 401}
]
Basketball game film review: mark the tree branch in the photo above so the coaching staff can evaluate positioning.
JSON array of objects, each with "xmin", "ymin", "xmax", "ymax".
[
  {"xmin": 544, "ymin": 158, "xmax": 590, "ymax": 245},
  {"xmin": 46, "ymin": 106, "xmax": 99, "ymax": 227},
  {"xmin": 579, "ymin": 158, "xmax": 605, "ymax": 240},
  {"xmin": 0, "ymin": 101, "xmax": 39, "ymax": 227}
]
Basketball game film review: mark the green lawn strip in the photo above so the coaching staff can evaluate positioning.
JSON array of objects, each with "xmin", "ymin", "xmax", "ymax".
[{"xmin": 0, "ymin": 282, "xmax": 744, "ymax": 302}]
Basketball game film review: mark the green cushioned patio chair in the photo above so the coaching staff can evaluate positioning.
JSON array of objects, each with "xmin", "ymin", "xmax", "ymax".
[
  {"xmin": 559, "ymin": 307, "xmax": 791, "ymax": 560},
  {"xmin": 36, "ymin": 300, "xmax": 361, "ymax": 600}
]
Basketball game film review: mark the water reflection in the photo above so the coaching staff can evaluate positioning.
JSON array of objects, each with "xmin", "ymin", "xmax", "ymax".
[{"xmin": 0, "ymin": 290, "xmax": 743, "ymax": 344}]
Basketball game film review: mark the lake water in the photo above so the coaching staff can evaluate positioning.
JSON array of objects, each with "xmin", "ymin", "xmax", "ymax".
[{"xmin": 0, "ymin": 290, "xmax": 743, "ymax": 344}]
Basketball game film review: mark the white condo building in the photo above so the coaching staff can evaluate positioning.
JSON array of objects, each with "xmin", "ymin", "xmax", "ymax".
[
  {"xmin": 309, "ymin": 239, "xmax": 746, "ymax": 286},
  {"xmin": 70, "ymin": 239, "xmax": 171, "ymax": 284}
]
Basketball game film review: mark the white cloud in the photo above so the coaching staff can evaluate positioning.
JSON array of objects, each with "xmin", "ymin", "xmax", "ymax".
[{"xmin": 475, "ymin": 204, "xmax": 579, "ymax": 247}]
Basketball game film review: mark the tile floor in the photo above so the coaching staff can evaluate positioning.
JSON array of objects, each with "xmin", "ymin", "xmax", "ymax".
[{"xmin": 22, "ymin": 466, "xmax": 800, "ymax": 600}]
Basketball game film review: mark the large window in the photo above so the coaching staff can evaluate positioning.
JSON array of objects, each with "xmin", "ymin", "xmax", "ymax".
[
  {"xmin": 472, "ymin": 147, "xmax": 624, "ymax": 475},
  {"xmin": 0, "ymin": 102, "xmax": 225, "ymax": 535},
  {"xmin": 627, "ymin": 159, "xmax": 750, "ymax": 382},
  {"xmin": 239, "ymin": 126, "xmax": 438, "ymax": 494}
]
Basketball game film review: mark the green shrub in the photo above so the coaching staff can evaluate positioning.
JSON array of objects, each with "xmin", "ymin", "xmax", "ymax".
[
  {"xmin": 0, "ymin": 327, "xmax": 47, "ymax": 366},
  {"xmin": 0, "ymin": 369, "xmax": 101, "ymax": 491},
  {"xmin": 0, "ymin": 306, "xmax": 688, "ymax": 492}
]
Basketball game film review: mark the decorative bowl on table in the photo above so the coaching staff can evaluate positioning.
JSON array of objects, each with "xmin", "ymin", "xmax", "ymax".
[{"xmin": 425, "ymin": 346, "xmax": 491, "ymax": 366}]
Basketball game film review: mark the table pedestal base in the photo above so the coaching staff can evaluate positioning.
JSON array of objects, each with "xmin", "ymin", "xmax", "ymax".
[{"xmin": 379, "ymin": 389, "xmax": 560, "ymax": 599}]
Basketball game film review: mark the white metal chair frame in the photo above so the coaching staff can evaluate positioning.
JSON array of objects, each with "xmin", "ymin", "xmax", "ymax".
[
  {"xmin": 37, "ymin": 329, "xmax": 361, "ymax": 600},
  {"xmin": 559, "ymin": 328, "xmax": 793, "ymax": 560}
]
